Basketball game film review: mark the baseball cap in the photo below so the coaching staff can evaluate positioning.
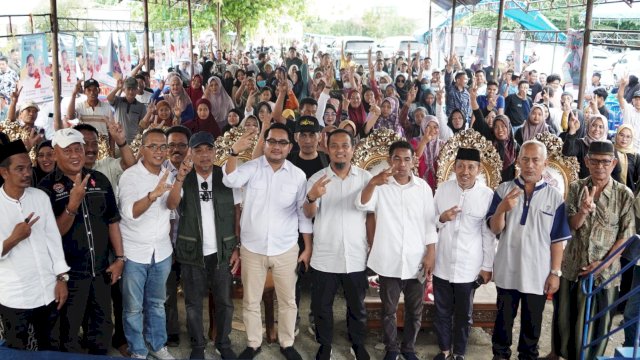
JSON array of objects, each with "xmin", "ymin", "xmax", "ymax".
[
  {"xmin": 124, "ymin": 77, "xmax": 138, "ymax": 89},
  {"xmin": 52, "ymin": 128, "xmax": 85, "ymax": 149},
  {"xmin": 295, "ymin": 116, "xmax": 320, "ymax": 133},
  {"xmin": 633, "ymin": 90, "xmax": 640, "ymax": 99},
  {"xmin": 18, "ymin": 100, "xmax": 39, "ymax": 113},
  {"xmin": 189, "ymin": 131, "xmax": 215, "ymax": 148},
  {"xmin": 84, "ymin": 78, "xmax": 99, "ymax": 89}
]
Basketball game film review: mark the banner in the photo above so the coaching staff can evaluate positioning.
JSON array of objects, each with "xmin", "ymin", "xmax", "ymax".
[
  {"xmin": 173, "ymin": 29, "xmax": 181, "ymax": 65},
  {"xmin": 476, "ymin": 29, "xmax": 488, "ymax": 66},
  {"xmin": 116, "ymin": 33, "xmax": 132, "ymax": 76},
  {"xmin": 59, "ymin": 34, "xmax": 77, "ymax": 97},
  {"xmin": 179, "ymin": 27, "xmax": 190, "ymax": 61},
  {"xmin": 563, "ymin": 30, "xmax": 583, "ymax": 88},
  {"xmin": 83, "ymin": 37, "xmax": 99, "ymax": 81},
  {"xmin": 19, "ymin": 34, "xmax": 53, "ymax": 103},
  {"xmin": 153, "ymin": 32, "xmax": 163, "ymax": 72},
  {"xmin": 134, "ymin": 32, "xmax": 145, "ymax": 62},
  {"xmin": 164, "ymin": 30, "xmax": 173, "ymax": 68}
]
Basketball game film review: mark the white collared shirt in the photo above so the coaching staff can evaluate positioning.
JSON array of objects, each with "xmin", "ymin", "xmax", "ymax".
[
  {"xmin": 433, "ymin": 179, "xmax": 496, "ymax": 283},
  {"xmin": 307, "ymin": 166, "xmax": 372, "ymax": 273},
  {"xmin": 118, "ymin": 160, "xmax": 173, "ymax": 264},
  {"xmin": 0, "ymin": 187, "xmax": 70, "ymax": 309},
  {"xmin": 357, "ymin": 176, "xmax": 438, "ymax": 280},
  {"xmin": 223, "ymin": 156, "xmax": 312, "ymax": 256}
]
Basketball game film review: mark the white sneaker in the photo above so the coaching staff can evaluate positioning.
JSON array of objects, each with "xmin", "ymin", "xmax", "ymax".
[
  {"xmin": 130, "ymin": 354, "xmax": 147, "ymax": 359},
  {"xmin": 148, "ymin": 346, "xmax": 175, "ymax": 360}
]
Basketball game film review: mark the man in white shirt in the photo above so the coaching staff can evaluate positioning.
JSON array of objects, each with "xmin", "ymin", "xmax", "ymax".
[
  {"xmin": 432, "ymin": 148, "xmax": 496, "ymax": 360},
  {"xmin": 117, "ymin": 128, "xmax": 175, "ymax": 360},
  {"xmin": 66, "ymin": 79, "xmax": 113, "ymax": 135},
  {"xmin": 0, "ymin": 140, "xmax": 69, "ymax": 350},
  {"xmin": 356, "ymin": 141, "xmax": 438, "ymax": 360},
  {"xmin": 223, "ymin": 123, "xmax": 312, "ymax": 360},
  {"xmin": 303, "ymin": 129, "xmax": 372, "ymax": 360},
  {"xmin": 617, "ymin": 77, "xmax": 640, "ymax": 152}
]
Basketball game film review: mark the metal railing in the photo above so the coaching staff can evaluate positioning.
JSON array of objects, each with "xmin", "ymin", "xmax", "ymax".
[{"xmin": 581, "ymin": 235, "xmax": 640, "ymax": 360}]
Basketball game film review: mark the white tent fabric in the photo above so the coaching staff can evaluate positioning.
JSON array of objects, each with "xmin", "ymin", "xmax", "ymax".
[{"xmin": 591, "ymin": 2, "xmax": 640, "ymax": 20}]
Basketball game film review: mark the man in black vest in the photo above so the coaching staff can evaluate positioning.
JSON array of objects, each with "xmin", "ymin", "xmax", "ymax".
[{"xmin": 166, "ymin": 131, "xmax": 240, "ymax": 360}]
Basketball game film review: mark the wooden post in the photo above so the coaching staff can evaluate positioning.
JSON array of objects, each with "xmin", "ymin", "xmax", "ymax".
[
  {"xmin": 577, "ymin": 0, "xmax": 594, "ymax": 110},
  {"xmin": 143, "ymin": 0, "xmax": 150, "ymax": 70},
  {"xmin": 217, "ymin": 1, "xmax": 221, "ymax": 51},
  {"xmin": 493, "ymin": 0, "xmax": 506, "ymax": 71},
  {"xmin": 50, "ymin": 0, "xmax": 62, "ymax": 129},
  {"xmin": 187, "ymin": 0, "xmax": 194, "ymax": 76},
  {"xmin": 428, "ymin": 0, "xmax": 432, "ymax": 58},
  {"xmin": 449, "ymin": 0, "xmax": 456, "ymax": 58}
]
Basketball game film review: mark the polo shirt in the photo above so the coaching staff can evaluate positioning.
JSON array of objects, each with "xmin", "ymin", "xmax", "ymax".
[
  {"xmin": 109, "ymin": 96, "xmax": 146, "ymax": 143},
  {"xmin": 486, "ymin": 177, "xmax": 571, "ymax": 295}
]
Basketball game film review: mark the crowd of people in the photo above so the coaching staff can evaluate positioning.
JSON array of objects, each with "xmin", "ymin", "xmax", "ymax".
[{"xmin": 1, "ymin": 40, "xmax": 640, "ymax": 360}]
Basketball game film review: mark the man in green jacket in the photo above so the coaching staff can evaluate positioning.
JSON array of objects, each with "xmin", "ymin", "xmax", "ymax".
[{"xmin": 167, "ymin": 131, "xmax": 240, "ymax": 360}]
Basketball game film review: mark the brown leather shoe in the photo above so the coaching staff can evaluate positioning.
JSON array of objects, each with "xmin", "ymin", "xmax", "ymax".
[{"xmin": 116, "ymin": 344, "xmax": 129, "ymax": 357}]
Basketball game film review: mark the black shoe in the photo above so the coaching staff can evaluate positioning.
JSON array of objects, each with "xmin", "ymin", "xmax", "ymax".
[
  {"xmin": 280, "ymin": 346, "xmax": 303, "ymax": 360},
  {"xmin": 401, "ymin": 352, "xmax": 419, "ymax": 360},
  {"xmin": 218, "ymin": 346, "xmax": 238, "ymax": 359},
  {"xmin": 316, "ymin": 344, "xmax": 332, "ymax": 360},
  {"xmin": 383, "ymin": 351, "xmax": 400, "ymax": 360},
  {"xmin": 190, "ymin": 347, "xmax": 205, "ymax": 360},
  {"xmin": 166, "ymin": 334, "xmax": 180, "ymax": 347},
  {"xmin": 433, "ymin": 353, "xmax": 448, "ymax": 360},
  {"xmin": 351, "ymin": 344, "xmax": 370, "ymax": 360},
  {"xmin": 238, "ymin": 346, "xmax": 261, "ymax": 359},
  {"xmin": 452, "ymin": 355, "xmax": 465, "ymax": 360}
]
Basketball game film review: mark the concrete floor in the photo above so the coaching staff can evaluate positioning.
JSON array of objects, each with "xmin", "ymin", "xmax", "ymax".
[{"xmin": 107, "ymin": 290, "xmax": 625, "ymax": 360}]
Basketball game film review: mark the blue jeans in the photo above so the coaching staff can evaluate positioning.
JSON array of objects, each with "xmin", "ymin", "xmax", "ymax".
[
  {"xmin": 122, "ymin": 255, "xmax": 172, "ymax": 356},
  {"xmin": 624, "ymin": 265, "xmax": 640, "ymax": 346}
]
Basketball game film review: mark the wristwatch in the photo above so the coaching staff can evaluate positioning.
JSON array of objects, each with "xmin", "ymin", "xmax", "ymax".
[
  {"xmin": 57, "ymin": 273, "xmax": 69, "ymax": 283},
  {"xmin": 227, "ymin": 148, "xmax": 239, "ymax": 157},
  {"xmin": 115, "ymin": 255, "xmax": 127, "ymax": 263},
  {"xmin": 550, "ymin": 269, "xmax": 562, "ymax": 277}
]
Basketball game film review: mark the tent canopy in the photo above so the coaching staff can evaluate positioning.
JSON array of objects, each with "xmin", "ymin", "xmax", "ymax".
[{"xmin": 591, "ymin": 2, "xmax": 640, "ymax": 20}]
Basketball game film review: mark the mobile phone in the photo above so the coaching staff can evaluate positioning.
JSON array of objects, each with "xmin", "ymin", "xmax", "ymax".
[
  {"xmin": 473, "ymin": 274, "xmax": 485, "ymax": 289},
  {"xmin": 296, "ymin": 262, "xmax": 306, "ymax": 277},
  {"xmin": 417, "ymin": 264, "xmax": 427, "ymax": 284}
]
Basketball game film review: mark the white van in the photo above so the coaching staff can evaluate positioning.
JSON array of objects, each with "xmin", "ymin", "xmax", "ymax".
[
  {"xmin": 326, "ymin": 36, "xmax": 376, "ymax": 65},
  {"xmin": 378, "ymin": 36, "xmax": 425, "ymax": 59}
]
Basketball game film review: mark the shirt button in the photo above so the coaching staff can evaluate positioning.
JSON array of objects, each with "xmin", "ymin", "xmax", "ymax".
[{"xmin": 87, "ymin": 232, "xmax": 91, "ymax": 235}]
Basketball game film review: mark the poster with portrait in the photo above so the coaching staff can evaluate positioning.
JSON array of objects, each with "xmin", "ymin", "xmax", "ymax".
[
  {"xmin": 18, "ymin": 34, "xmax": 53, "ymax": 103},
  {"xmin": 116, "ymin": 33, "xmax": 132, "ymax": 77},
  {"xmin": 173, "ymin": 29, "xmax": 181, "ymax": 65},
  {"xmin": 153, "ymin": 32, "xmax": 163, "ymax": 72},
  {"xmin": 83, "ymin": 37, "xmax": 99, "ymax": 81},
  {"xmin": 164, "ymin": 30, "xmax": 173, "ymax": 68},
  {"xmin": 563, "ymin": 30, "xmax": 583, "ymax": 89},
  {"xmin": 180, "ymin": 27, "xmax": 190, "ymax": 61},
  {"xmin": 58, "ymin": 34, "xmax": 76, "ymax": 97}
]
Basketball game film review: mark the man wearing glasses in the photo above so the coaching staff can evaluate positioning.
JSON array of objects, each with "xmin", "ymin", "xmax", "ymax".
[
  {"xmin": 118, "ymin": 128, "xmax": 181, "ymax": 360},
  {"xmin": 223, "ymin": 123, "xmax": 312, "ymax": 360},
  {"xmin": 166, "ymin": 132, "xmax": 240, "ymax": 359}
]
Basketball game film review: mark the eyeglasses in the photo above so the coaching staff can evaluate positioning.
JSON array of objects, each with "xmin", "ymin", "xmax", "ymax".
[
  {"xmin": 265, "ymin": 139, "xmax": 290, "ymax": 147},
  {"xmin": 144, "ymin": 144, "xmax": 168, "ymax": 152},
  {"xmin": 200, "ymin": 181, "xmax": 211, "ymax": 202},
  {"xmin": 588, "ymin": 158, "xmax": 613, "ymax": 167},
  {"xmin": 168, "ymin": 143, "xmax": 188, "ymax": 150}
]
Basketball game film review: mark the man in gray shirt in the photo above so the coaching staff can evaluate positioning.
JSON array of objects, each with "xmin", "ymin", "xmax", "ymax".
[{"xmin": 107, "ymin": 77, "xmax": 146, "ymax": 143}]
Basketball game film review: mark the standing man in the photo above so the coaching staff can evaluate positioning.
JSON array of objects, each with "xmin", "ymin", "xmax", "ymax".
[
  {"xmin": 118, "ymin": 128, "xmax": 175, "ymax": 360},
  {"xmin": 223, "ymin": 123, "xmax": 312, "ymax": 360},
  {"xmin": 444, "ymin": 57, "xmax": 471, "ymax": 123},
  {"xmin": 0, "ymin": 140, "xmax": 69, "ymax": 350},
  {"xmin": 432, "ymin": 148, "xmax": 496, "ymax": 360},
  {"xmin": 303, "ymin": 129, "xmax": 372, "ymax": 360},
  {"xmin": 504, "ymin": 80, "xmax": 532, "ymax": 130},
  {"xmin": 67, "ymin": 79, "xmax": 113, "ymax": 135},
  {"xmin": 108, "ymin": 77, "xmax": 146, "ymax": 144},
  {"xmin": 38, "ymin": 128, "xmax": 124, "ymax": 355},
  {"xmin": 0, "ymin": 56, "xmax": 18, "ymax": 103},
  {"xmin": 357, "ymin": 141, "xmax": 438, "ymax": 360},
  {"xmin": 487, "ymin": 140, "xmax": 571, "ymax": 360},
  {"xmin": 552, "ymin": 140, "xmax": 635, "ymax": 359},
  {"xmin": 166, "ymin": 132, "xmax": 240, "ymax": 360},
  {"xmin": 527, "ymin": 70, "xmax": 543, "ymax": 101}
]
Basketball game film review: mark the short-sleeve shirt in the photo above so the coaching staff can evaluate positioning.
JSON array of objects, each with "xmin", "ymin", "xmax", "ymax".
[
  {"xmin": 38, "ymin": 167, "xmax": 121, "ymax": 276},
  {"xmin": 477, "ymin": 95, "xmax": 505, "ymax": 114},
  {"xmin": 92, "ymin": 157, "xmax": 124, "ymax": 198},
  {"xmin": 109, "ymin": 96, "xmax": 146, "ymax": 143},
  {"xmin": 486, "ymin": 177, "xmax": 571, "ymax": 295},
  {"xmin": 75, "ymin": 99, "xmax": 113, "ymax": 135}
]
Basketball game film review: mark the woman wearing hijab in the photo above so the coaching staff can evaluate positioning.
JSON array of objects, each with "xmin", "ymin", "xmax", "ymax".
[
  {"xmin": 186, "ymin": 74, "xmax": 204, "ymax": 106},
  {"xmin": 411, "ymin": 116, "xmax": 447, "ymax": 190},
  {"xmin": 153, "ymin": 73, "xmax": 194, "ymax": 123},
  {"xmin": 345, "ymin": 90, "xmax": 367, "ymax": 134},
  {"xmin": 139, "ymin": 100, "xmax": 178, "ymax": 130},
  {"xmin": 394, "ymin": 74, "xmax": 409, "ymax": 102},
  {"xmin": 204, "ymin": 76, "xmax": 236, "ymax": 131},
  {"xmin": 182, "ymin": 98, "xmax": 221, "ymax": 139},
  {"xmin": 562, "ymin": 114, "xmax": 609, "ymax": 178},
  {"xmin": 614, "ymin": 124, "xmax": 640, "ymax": 192},
  {"xmin": 416, "ymin": 88, "xmax": 436, "ymax": 116},
  {"xmin": 363, "ymin": 97, "xmax": 405, "ymax": 137},
  {"xmin": 447, "ymin": 108, "xmax": 467, "ymax": 135},
  {"xmin": 514, "ymin": 103, "xmax": 548, "ymax": 145},
  {"xmin": 221, "ymin": 109, "xmax": 242, "ymax": 134}
]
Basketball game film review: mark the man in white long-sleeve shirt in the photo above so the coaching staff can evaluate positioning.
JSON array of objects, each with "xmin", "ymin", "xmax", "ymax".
[
  {"xmin": 432, "ymin": 148, "xmax": 496, "ymax": 360},
  {"xmin": 0, "ymin": 140, "xmax": 69, "ymax": 350},
  {"xmin": 223, "ymin": 123, "xmax": 312, "ymax": 360},
  {"xmin": 356, "ymin": 140, "xmax": 438, "ymax": 360}
]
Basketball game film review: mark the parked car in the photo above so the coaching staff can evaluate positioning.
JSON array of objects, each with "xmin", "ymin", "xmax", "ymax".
[
  {"xmin": 612, "ymin": 50, "xmax": 640, "ymax": 83},
  {"xmin": 326, "ymin": 36, "xmax": 376, "ymax": 66},
  {"xmin": 377, "ymin": 36, "xmax": 425, "ymax": 59}
]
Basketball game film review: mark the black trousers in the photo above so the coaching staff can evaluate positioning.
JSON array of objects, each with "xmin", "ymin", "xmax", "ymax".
[
  {"xmin": 165, "ymin": 260, "xmax": 180, "ymax": 337},
  {"xmin": 181, "ymin": 253, "xmax": 234, "ymax": 351},
  {"xmin": 0, "ymin": 301, "xmax": 58, "ymax": 350},
  {"xmin": 492, "ymin": 287, "xmax": 546, "ymax": 360},
  {"xmin": 311, "ymin": 268, "xmax": 368, "ymax": 347},
  {"xmin": 433, "ymin": 276, "xmax": 475, "ymax": 356},
  {"xmin": 111, "ymin": 278, "xmax": 126, "ymax": 349},
  {"xmin": 379, "ymin": 275, "xmax": 425, "ymax": 353},
  {"xmin": 59, "ymin": 273, "xmax": 113, "ymax": 355}
]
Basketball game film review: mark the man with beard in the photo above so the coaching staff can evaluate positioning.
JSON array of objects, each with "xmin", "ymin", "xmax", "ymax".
[
  {"xmin": 224, "ymin": 123, "xmax": 312, "ymax": 360},
  {"xmin": 303, "ymin": 129, "xmax": 372, "ymax": 360},
  {"xmin": 38, "ymin": 129, "xmax": 124, "ymax": 355},
  {"xmin": 67, "ymin": 79, "xmax": 113, "ymax": 135},
  {"xmin": 0, "ymin": 140, "xmax": 69, "ymax": 351}
]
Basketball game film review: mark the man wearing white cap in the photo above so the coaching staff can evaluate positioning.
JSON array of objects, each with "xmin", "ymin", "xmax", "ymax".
[{"xmin": 38, "ymin": 128, "xmax": 125, "ymax": 355}]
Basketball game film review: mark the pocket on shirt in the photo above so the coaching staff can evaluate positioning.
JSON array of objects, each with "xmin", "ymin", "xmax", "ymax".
[
  {"xmin": 535, "ymin": 208, "xmax": 554, "ymax": 230},
  {"xmin": 279, "ymin": 183, "xmax": 298, "ymax": 206},
  {"xmin": 595, "ymin": 209, "xmax": 619, "ymax": 228},
  {"xmin": 86, "ymin": 194, "xmax": 106, "ymax": 216}
]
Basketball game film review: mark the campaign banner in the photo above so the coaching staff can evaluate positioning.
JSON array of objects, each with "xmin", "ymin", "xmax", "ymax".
[
  {"xmin": 179, "ymin": 27, "xmax": 190, "ymax": 61},
  {"xmin": 59, "ymin": 33, "xmax": 76, "ymax": 97},
  {"xmin": 173, "ymin": 29, "xmax": 181, "ymax": 65},
  {"xmin": 476, "ymin": 29, "xmax": 488, "ymax": 66},
  {"xmin": 83, "ymin": 37, "xmax": 99, "ymax": 81},
  {"xmin": 19, "ymin": 34, "xmax": 53, "ymax": 103},
  {"xmin": 563, "ymin": 30, "xmax": 583, "ymax": 88},
  {"xmin": 153, "ymin": 32, "xmax": 163, "ymax": 72},
  {"xmin": 116, "ymin": 33, "xmax": 132, "ymax": 76},
  {"xmin": 164, "ymin": 30, "xmax": 173, "ymax": 68},
  {"xmin": 134, "ymin": 32, "xmax": 145, "ymax": 62}
]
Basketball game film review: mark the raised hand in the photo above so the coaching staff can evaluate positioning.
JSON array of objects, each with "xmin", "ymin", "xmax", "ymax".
[
  {"xmin": 579, "ymin": 185, "xmax": 596, "ymax": 215},
  {"xmin": 370, "ymin": 104, "xmax": 381, "ymax": 117},
  {"xmin": 73, "ymin": 80, "xmax": 83, "ymax": 95},
  {"xmin": 231, "ymin": 129, "xmax": 257, "ymax": 154},
  {"xmin": 149, "ymin": 171, "xmax": 172, "ymax": 201},
  {"xmin": 10, "ymin": 86, "xmax": 22, "ymax": 103},
  {"xmin": 406, "ymin": 86, "xmax": 418, "ymax": 104},
  {"xmin": 497, "ymin": 187, "xmax": 521, "ymax": 213},
  {"xmin": 173, "ymin": 98, "xmax": 183, "ymax": 118},
  {"xmin": 10, "ymin": 212, "xmax": 40, "ymax": 242},
  {"xmin": 307, "ymin": 175, "xmax": 331, "ymax": 201},
  {"xmin": 23, "ymin": 128, "xmax": 43, "ymax": 151},
  {"xmin": 69, "ymin": 174, "xmax": 91, "ymax": 210},
  {"xmin": 436, "ymin": 87, "xmax": 445, "ymax": 105},
  {"xmin": 277, "ymin": 80, "xmax": 288, "ymax": 97},
  {"xmin": 369, "ymin": 167, "xmax": 395, "ymax": 186},
  {"xmin": 176, "ymin": 149, "xmax": 193, "ymax": 181},
  {"xmin": 107, "ymin": 120, "xmax": 125, "ymax": 146},
  {"xmin": 439, "ymin": 205, "xmax": 462, "ymax": 223},
  {"xmin": 148, "ymin": 115, "xmax": 162, "ymax": 129},
  {"xmin": 568, "ymin": 112, "xmax": 580, "ymax": 135},
  {"xmin": 116, "ymin": 78, "xmax": 124, "ymax": 90}
]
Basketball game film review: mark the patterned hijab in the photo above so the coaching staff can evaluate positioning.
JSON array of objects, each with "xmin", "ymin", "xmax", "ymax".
[{"xmin": 582, "ymin": 114, "xmax": 608, "ymax": 147}]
